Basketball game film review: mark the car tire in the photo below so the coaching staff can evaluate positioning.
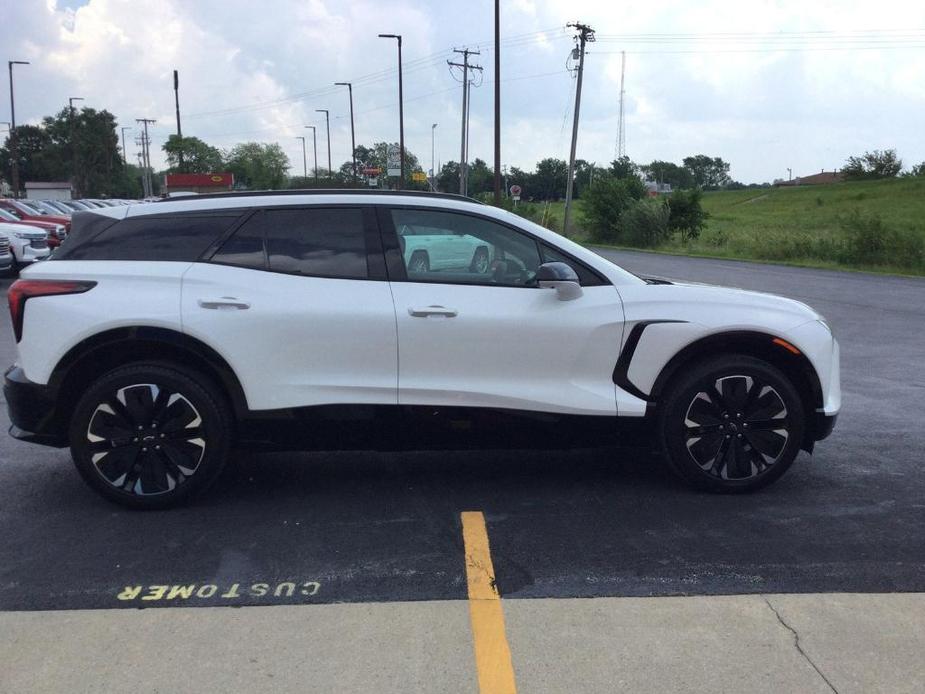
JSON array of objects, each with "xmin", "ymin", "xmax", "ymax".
[
  {"xmin": 408, "ymin": 250, "xmax": 430, "ymax": 273},
  {"xmin": 658, "ymin": 354, "xmax": 805, "ymax": 493},
  {"xmin": 68, "ymin": 362, "xmax": 232, "ymax": 509},
  {"xmin": 470, "ymin": 247, "xmax": 490, "ymax": 274}
]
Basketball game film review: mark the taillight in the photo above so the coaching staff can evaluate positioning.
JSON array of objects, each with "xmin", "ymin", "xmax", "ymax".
[{"xmin": 7, "ymin": 279, "xmax": 96, "ymax": 343}]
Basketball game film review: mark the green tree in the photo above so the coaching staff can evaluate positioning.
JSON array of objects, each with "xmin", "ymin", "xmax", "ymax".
[
  {"xmin": 437, "ymin": 161, "xmax": 461, "ymax": 193},
  {"xmin": 532, "ymin": 158, "xmax": 568, "ymax": 200},
  {"xmin": 336, "ymin": 142, "xmax": 423, "ymax": 188},
  {"xmin": 667, "ymin": 189, "xmax": 708, "ymax": 240},
  {"xmin": 843, "ymin": 149, "xmax": 903, "ymax": 180},
  {"xmin": 682, "ymin": 154, "xmax": 731, "ymax": 189},
  {"xmin": 909, "ymin": 162, "xmax": 925, "ymax": 177},
  {"xmin": 641, "ymin": 160, "xmax": 695, "ymax": 190},
  {"xmin": 580, "ymin": 173, "xmax": 647, "ymax": 243},
  {"xmin": 224, "ymin": 142, "xmax": 290, "ymax": 189},
  {"xmin": 609, "ymin": 156, "xmax": 638, "ymax": 180},
  {"xmin": 162, "ymin": 135, "xmax": 224, "ymax": 173}
]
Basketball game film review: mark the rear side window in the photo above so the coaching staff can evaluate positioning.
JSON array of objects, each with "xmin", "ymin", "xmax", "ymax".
[
  {"xmin": 55, "ymin": 213, "xmax": 241, "ymax": 261},
  {"xmin": 212, "ymin": 208, "xmax": 368, "ymax": 279}
]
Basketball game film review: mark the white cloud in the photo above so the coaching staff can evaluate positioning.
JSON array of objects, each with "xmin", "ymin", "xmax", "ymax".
[{"xmin": 3, "ymin": 0, "xmax": 924, "ymax": 182}]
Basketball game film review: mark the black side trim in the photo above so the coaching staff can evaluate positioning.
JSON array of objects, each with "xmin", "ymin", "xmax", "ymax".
[
  {"xmin": 4, "ymin": 366, "xmax": 67, "ymax": 447},
  {"xmin": 613, "ymin": 320, "xmax": 688, "ymax": 401}
]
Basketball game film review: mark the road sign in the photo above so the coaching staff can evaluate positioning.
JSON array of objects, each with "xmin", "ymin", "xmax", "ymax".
[
  {"xmin": 412, "ymin": 172, "xmax": 428, "ymax": 182},
  {"xmin": 510, "ymin": 184, "xmax": 522, "ymax": 201},
  {"xmin": 363, "ymin": 167, "xmax": 381, "ymax": 176},
  {"xmin": 387, "ymin": 144, "xmax": 401, "ymax": 177}
]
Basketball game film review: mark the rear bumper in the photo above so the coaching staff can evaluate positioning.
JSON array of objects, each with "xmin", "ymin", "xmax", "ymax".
[{"xmin": 3, "ymin": 365, "xmax": 67, "ymax": 447}]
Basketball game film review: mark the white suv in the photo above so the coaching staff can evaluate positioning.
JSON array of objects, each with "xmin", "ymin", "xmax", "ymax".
[{"xmin": 4, "ymin": 192, "xmax": 839, "ymax": 508}]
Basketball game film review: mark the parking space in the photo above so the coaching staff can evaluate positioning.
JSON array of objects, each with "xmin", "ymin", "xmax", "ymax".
[{"xmin": 1, "ymin": 251, "xmax": 925, "ymax": 616}]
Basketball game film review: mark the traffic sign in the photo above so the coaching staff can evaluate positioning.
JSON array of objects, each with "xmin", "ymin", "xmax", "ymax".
[
  {"xmin": 412, "ymin": 172, "xmax": 428, "ymax": 182},
  {"xmin": 510, "ymin": 184, "xmax": 522, "ymax": 201},
  {"xmin": 387, "ymin": 144, "xmax": 401, "ymax": 177},
  {"xmin": 363, "ymin": 167, "xmax": 381, "ymax": 176}
]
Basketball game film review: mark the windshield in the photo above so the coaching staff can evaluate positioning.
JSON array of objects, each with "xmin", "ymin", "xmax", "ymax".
[
  {"xmin": 15, "ymin": 201, "xmax": 43, "ymax": 215},
  {"xmin": 0, "ymin": 207, "xmax": 22, "ymax": 220}
]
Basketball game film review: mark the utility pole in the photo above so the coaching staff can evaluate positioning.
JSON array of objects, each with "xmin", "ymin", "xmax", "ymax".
[
  {"xmin": 120, "ymin": 126, "xmax": 132, "ymax": 166},
  {"xmin": 378, "ymin": 34, "xmax": 405, "ymax": 189},
  {"xmin": 296, "ymin": 136, "xmax": 307, "ymax": 179},
  {"xmin": 334, "ymin": 82, "xmax": 357, "ymax": 183},
  {"xmin": 493, "ymin": 0, "xmax": 502, "ymax": 205},
  {"xmin": 69, "ymin": 97, "xmax": 84, "ymax": 197},
  {"xmin": 136, "ymin": 118, "xmax": 156, "ymax": 197},
  {"xmin": 173, "ymin": 69, "xmax": 184, "ymax": 170},
  {"xmin": 8, "ymin": 60, "xmax": 29, "ymax": 199},
  {"xmin": 315, "ymin": 109, "xmax": 331, "ymax": 178},
  {"xmin": 616, "ymin": 51, "xmax": 626, "ymax": 159},
  {"xmin": 448, "ymin": 48, "xmax": 482, "ymax": 196},
  {"xmin": 305, "ymin": 125, "xmax": 318, "ymax": 184},
  {"xmin": 787, "ymin": 167, "xmax": 792, "ymax": 181},
  {"xmin": 431, "ymin": 123, "xmax": 437, "ymax": 190},
  {"xmin": 563, "ymin": 21, "xmax": 595, "ymax": 238}
]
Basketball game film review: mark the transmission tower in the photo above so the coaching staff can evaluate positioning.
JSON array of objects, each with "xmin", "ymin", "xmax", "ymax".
[{"xmin": 615, "ymin": 51, "xmax": 626, "ymax": 159}]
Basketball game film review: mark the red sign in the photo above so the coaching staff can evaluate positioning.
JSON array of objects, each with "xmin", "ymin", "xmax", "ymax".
[
  {"xmin": 363, "ymin": 167, "xmax": 382, "ymax": 176},
  {"xmin": 165, "ymin": 173, "xmax": 234, "ymax": 187},
  {"xmin": 510, "ymin": 184, "xmax": 522, "ymax": 197}
]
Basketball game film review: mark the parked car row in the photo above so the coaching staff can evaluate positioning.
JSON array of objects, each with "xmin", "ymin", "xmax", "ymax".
[{"xmin": 0, "ymin": 197, "xmax": 146, "ymax": 275}]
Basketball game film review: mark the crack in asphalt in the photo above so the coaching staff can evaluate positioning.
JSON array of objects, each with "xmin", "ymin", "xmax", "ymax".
[{"xmin": 764, "ymin": 597, "xmax": 839, "ymax": 694}]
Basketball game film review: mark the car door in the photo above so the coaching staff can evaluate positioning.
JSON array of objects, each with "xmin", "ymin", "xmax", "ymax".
[
  {"xmin": 181, "ymin": 206, "xmax": 398, "ymax": 411},
  {"xmin": 382, "ymin": 206, "xmax": 625, "ymax": 416}
]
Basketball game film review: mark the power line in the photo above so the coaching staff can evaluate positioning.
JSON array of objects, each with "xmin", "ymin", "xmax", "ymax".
[
  {"xmin": 563, "ymin": 21, "xmax": 594, "ymax": 238},
  {"xmin": 448, "ymin": 48, "xmax": 482, "ymax": 196}
]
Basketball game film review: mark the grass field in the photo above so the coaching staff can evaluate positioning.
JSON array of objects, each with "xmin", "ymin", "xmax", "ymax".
[{"xmin": 541, "ymin": 177, "xmax": 925, "ymax": 275}]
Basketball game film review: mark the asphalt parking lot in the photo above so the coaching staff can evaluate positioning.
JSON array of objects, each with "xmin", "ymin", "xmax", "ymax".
[{"xmin": 1, "ymin": 250, "xmax": 924, "ymax": 616}]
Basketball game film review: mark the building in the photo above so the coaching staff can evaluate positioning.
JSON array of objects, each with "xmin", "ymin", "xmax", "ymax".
[
  {"xmin": 24, "ymin": 181, "xmax": 73, "ymax": 201},
  {"xmin": 775, "ymin": 170, "xmax": 844, "ymax": 187},
  {"xmin": 163, "ymin": 173, "xmax": 234, "ymax": 195},
  {"xmin": 644, "ymin": 180, "xmax": 672, "ymax": 197}
]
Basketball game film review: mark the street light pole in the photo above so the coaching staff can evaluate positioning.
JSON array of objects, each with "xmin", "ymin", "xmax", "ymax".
[
  {"xmin": 431, "ymin": 123, "xmax": 437, "ymax": 190},
  {"xmin": 69, "ymin": 97, "xmax": 84, "ymax": 197},
  {"xmin": 334, "ymin": 82, "xmax": 357, "ymax": 183},
  {"xmin": 8, "ymin": 60, "xmax": 29, "ymax": 199},
  {"xmin": 305, "ymin": 125, "xmax": 318, "ymax": 184},
  {"xmin": 296, "ymin": 136, "xmax": 307, "ymax": 179},
  {"xmin": 120, "ymin": 126, "xmax": 132, "ymax": 166},
  {"xmin": 378, "ymin": 34, "xmax": 405, "ymax": 189},
  {"xmin": 315, "ymin": 109, "xmax": 331, "ymax": 179}
]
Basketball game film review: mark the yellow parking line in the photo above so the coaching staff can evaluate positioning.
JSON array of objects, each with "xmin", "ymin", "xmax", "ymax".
[{"xmin": 461, "ymin": 511, "xmax": 518, "ymax": 694}]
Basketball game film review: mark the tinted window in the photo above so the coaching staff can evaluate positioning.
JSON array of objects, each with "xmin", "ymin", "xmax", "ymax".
[
  {"xmin": 55, "ymin": 213, "xmax": 240, "ymax": 261},
  {"xmin": 540, "ymin": 243, "xmax": 608, "ymax": 287},
  {"xmin": 391, "ymin": 208, "xmax": 542, "ymax": 287},
  {"xmin": 264, "ymin": 208, "xmax": 368, "ymax": 278},
  {"xmin": 211, "ymin": 212, "xmax": 266, "ymax": 270}
]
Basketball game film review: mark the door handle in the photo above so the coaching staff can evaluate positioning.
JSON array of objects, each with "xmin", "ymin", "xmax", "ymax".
[
  {"xmin": 408, "ymin": 305, "xmax": 458, "ymax": 318},
  {"xmin": 198, "ymin": 297, "xmax": 250, "ymax": 310}
]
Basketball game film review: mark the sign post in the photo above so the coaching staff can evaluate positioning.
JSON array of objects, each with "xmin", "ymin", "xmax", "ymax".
[
  {"xmin": 509, "ymin": 184, "xmax": 522, "ymax": 206},
  {"xmin": 387, "ymin": 144, "xmax": 402, "ymax": 179}
]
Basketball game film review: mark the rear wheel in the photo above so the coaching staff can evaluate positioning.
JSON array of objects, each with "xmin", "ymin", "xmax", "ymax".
[
  {"xmin": 658, "ymin": 355, "xmax": 805, "ymax": 492},
  {"xmin": 69, "ymin": 363, "xmax": 232, "ymax": 509}
]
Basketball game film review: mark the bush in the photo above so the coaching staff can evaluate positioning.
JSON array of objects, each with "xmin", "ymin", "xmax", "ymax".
[
  {"xmin": 667, "ymin": 189, "xmax": 707, "ymax": 240},
  {"xmin": 837, "ymin": 210, "xmax": 924, "ymax": 268},
  {"xmin": 619, "ymin": 198, "xmax": 671, "ymax": 247},
  {"xmin": 581, "ymin": 175, "xmax": 646, "ymax": 243}
]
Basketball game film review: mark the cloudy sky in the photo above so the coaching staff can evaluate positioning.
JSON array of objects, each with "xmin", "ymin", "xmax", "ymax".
[{"xmin": 4, "ymin": 0, "xmax": 924, "ymax": 183}]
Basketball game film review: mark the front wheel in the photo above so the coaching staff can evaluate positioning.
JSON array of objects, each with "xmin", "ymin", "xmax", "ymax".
[
  {"xmin": 658, "ymin": 355, "xmax": 805, "ymax": 492},
  {"xmin": 69, "ymin": 362, "xmax": 232, "ymax": 509}
]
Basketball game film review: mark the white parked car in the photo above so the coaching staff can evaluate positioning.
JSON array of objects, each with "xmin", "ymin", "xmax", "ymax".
[
  {"xmin": 4, "ymin": 191, "xmax": 839, "ymax": 508},
  {"xmin": 0, "ymin": 221, "xmax": 50, "ymax": 269},
  {"xmin": 0, "ymin": 231, "xmax": 13, "ymax": 274}
]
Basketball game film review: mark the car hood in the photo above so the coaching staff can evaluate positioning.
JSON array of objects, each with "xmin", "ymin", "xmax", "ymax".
[
  {"xmin": 0, "ymin": 222, "xmax": 47, "ymax": 239},
  {"xmin": 621, "ymin": 279, "xmax": 822, "ymax": 331}
]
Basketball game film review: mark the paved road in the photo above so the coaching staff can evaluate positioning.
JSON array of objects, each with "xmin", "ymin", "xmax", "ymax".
[{"xmin": 1, "ymin": 251, "xmax": 924, "ymax": 612}]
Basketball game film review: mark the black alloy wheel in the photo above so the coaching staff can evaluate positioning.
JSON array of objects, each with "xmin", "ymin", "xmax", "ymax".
[
  {"xmin": 70, "ymin": 363, "xmax": 231, "ymax": 509},
  {"xmin": 660, "ymin": 355, "xmax": 805, "ymax": 492}
]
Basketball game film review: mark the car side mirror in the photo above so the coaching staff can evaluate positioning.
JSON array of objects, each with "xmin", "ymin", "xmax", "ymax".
[{"xmin": 536, "ymin": 262, "xmax": 583, "ymax": 301}]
